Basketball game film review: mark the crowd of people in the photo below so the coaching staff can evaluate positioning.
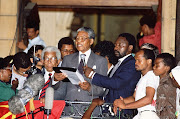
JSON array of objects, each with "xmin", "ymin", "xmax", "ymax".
[{"xmin": 1, "ymin": 0, "xmax": 180, "ymax": 118}]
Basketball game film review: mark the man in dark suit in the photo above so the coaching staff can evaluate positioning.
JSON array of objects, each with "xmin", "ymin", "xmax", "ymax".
[
  {"xmin": 84, "ymin": 33, "xmax": 141, "ymax": 119},
  {"xmin": 54, "ymin": 27, "xmax": 108, "ymax": 118}
]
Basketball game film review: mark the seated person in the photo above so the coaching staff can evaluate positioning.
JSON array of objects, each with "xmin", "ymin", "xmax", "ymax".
[
  {"xmin": 0, "ymin": 56, "xmax": 18, "ymax": 102},
  {"xmin": 11, "ymin": 52, "xmax": 31, "ymax": 90}
]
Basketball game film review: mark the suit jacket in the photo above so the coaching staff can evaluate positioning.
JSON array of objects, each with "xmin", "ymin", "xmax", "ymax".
[
  {"xmin": 34, "ymin": 69, "xmax": 67, "ymax": 100},
  {"xmin": 92, "ymin": 55, "xmax": 141, "ymax": 114},
  {"xmin": 61, "ymin": 50, "xmax": 108, "ymax": 117},
  {"xmin": 49, "ymin": 79, "xmax": 67, "ymax": 100}
]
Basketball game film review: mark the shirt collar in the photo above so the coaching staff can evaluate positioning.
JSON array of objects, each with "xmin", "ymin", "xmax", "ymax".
[
  {"xmin": 28, "ymin": 35, "xmax": 40, "ymax": 44},
  {"xmin": 79, "ymin": 49, "xmax": 91, "ymax": 64},
  {"xmin": 119, "ymin": 54, "xmax": 131, "ymax": 63}
]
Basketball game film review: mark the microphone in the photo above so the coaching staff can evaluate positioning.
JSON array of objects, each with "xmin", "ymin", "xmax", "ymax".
[
  {"xmin": 8, "ymin": 74, "xmax": 45, "ymax": 114},
  {"xmin": 44, "ymin": 87, "xmax": 54, "ymax": 119},
  {"xmin": 80, "ymin": 54, "xmax": 86, "ymax": 66}
]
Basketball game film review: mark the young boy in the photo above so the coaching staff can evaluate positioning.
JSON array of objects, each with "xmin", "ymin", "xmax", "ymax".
[
  {"xmin": 0, "ymin": 56, "xmax": 18, "ymax": 102},
  {"xmin": 153, "ymin": 53, "xmax": 176, "ymax": 118}
]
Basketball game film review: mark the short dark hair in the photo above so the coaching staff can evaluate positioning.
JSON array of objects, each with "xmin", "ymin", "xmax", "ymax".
[
  {"xmin": 58, "ymin": 37, "xmax": 75, "ymax": 50},
  {"xmin": 119, "ymin": 33, "xmax": 136, "ymax": 53},
  {"xmin": 140, "ymin": 15, "xmax": 156, "ymax": 28},
  {"xmin": 0, "ymin": 55, "xmax": 14, "ymax": 69},
  {"xmin": 156, "ymin": 53, "xmax": 176, "ymax": 73},
  {"xmin": 13, "ymin": 52, "xmax": 31, "ymax": 70},
  {"xmin": 141, "ymin": 49, "xmax": 155, "ymax": 66},
  {"xmin": 27, "ymin": 45, "xmax": 44, "ymax": 58},
  {"xmin": 93, "ymin": 40, "xmax": 118, "ymax": 65},
  {"xmin": 26, "ymin": 22, "xmax": 39, "ymax": 31}
]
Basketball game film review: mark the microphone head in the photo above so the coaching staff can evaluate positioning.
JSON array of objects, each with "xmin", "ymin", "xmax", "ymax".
[
  {"xmin": 8, "ymin": 74, "xmax": 45, "ymax": 114},
  {"xmin": 23, "ymin": 74, "xmax": 45, "ymax": 97},
  {"xmin": 8, "ymin": 88, "xmax": 32, "ymax": 114},
  {"xmin": 45, "ymin": 87, "xmax": 54, "ymax": 110}
]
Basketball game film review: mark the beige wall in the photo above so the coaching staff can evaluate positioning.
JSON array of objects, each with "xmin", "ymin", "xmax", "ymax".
[
  {"xmin": 39, "ymin": 11, "xmax": 74, "ymax": 47},
  {"xmin": 0, "ymin": 0, "xmax": 17, "ymax": 57},
  {"xmin": 161, "ymin": 0, "xmax": 176, "ymax": 55}
]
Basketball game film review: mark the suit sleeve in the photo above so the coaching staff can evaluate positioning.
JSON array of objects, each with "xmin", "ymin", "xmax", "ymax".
[
  {"xmin": 89, "ymin": 57, "xmax": 108, "ymax": 96},
  {"xmin": 92, "ymin": 60, "xmax": 140, "ymax": 90}
]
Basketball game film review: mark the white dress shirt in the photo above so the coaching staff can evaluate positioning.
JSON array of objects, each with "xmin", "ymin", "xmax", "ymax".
[{"xmin": 24, "ymin": 35, "xmax": 46, "ymax": 53}]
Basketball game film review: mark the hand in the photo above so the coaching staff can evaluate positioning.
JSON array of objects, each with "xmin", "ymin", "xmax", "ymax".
[
  {"xmin": 16, "ymin": 40, "xmax": 27, "ymax": 50},
  {"xmin": 40, "ymin": 97, "xmax": 45, "ymax": 104},
  {"xmin": 113, "ymin": 97, "xmax": 126, "ymax": 109},
  {"xmin": 54, "ymin": 72, "xmax": 67, "ymax": 81},
  {"xmin": 84, "ymin": 66, "xmax": 94, "ymax": 79},
  {"xmin": 79, "ymin": 81, "xmax": 91, "ymax": 91},
  {"xmin": 92, "ymin": 98, "xmax": 105, "ymax": 106},
  {"xmin": 12, "ymin": 78, "xmax": 19, "ymax": 89}
]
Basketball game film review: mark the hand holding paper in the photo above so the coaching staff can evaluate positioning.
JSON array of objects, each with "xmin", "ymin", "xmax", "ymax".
[
  {"xmin": 79, "ymin": 81, "xmax": 91, "ymax": 91},
  {"xmin": 54, "ymin": 72, "xmax": 67, "ymax": 81}
]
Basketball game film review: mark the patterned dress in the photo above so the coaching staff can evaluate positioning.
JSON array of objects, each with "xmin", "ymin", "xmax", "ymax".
[{"xmin": 156, "ymin": 75, "xmax": 176, "ymax": 119}]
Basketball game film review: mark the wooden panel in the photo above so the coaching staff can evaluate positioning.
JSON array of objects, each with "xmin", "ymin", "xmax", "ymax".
[
  {"xmin": 0, "ymin": 16, "xmax": 17, "ymax": 39},
  {"xmin": 0, "ymin": 0, "xmax": 17, "ymax": 15},
  {"xmin": 161, "ymin": 0, "xmax": 176, "ymax": 55},
  {"xmin": 0, "ymin": 40, "xmax": 16, "ymax": 57},
  {"xmin": 31, "ymin": 0, "xmax": 158, "ymax": 7}
]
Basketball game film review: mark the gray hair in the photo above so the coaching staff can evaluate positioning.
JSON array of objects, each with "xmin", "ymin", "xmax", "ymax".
[
  {"xmin": 41, "ymin": 46, "xmax": 61, "ymax": 60},
  {"xmin": 77, "ymin": 27, "xmax": 95, "ymax": 40}
]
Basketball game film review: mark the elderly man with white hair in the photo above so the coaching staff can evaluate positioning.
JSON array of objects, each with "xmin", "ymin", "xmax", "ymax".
[{"xmin": 39, "ymin": 46, "xmax": 67, "ymax": 103}]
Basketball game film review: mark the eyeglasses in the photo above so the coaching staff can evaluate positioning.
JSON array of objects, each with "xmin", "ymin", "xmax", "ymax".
[
  {"xmin": 75, "ymin": 36, "xmax": 89, "ymax": 42},
  {"xmin": 62, "ymin": 49, "xmax": 74, "ymax": 53},
  {"xmin": 44, "ymin": 57, "xmax": 57, "ymax": 62}
]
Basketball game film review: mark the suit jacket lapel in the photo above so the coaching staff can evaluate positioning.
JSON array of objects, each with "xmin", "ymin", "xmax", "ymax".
[
  {"xmin": 87, "ymin": 51, "xmax": 95, "ymax": 68},
  {"xmin": 72, "ymin": 52, "xmax": 79, "ymax": 68}
]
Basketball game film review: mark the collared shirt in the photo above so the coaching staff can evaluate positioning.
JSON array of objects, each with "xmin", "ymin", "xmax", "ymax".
[
  {"xmin": 44, "ymin": 69, "xmax": 58, "ymax": 85},
  {"xmin": 24, "ymin": 35, "xmax": 46, "ymax": 53},
  {"xmin": 79, "ymin": 49, "xmax": 91, "ymax": 64},
  {"xmin": 107, "ymin": 64, "xmax": 114, "ymax": 75},
  {"xmin": 118, "ymin": 54, "xmax": 131, "ymax": 64}
]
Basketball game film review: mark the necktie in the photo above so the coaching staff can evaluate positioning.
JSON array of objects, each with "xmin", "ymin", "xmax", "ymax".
[
  {"xmin": 109, "ymin": 60, "xmax": 121, "ymax": 78},
  {"xmin": 78, "ymin": 54, "xmax": 86, "ymax": 75},
  {"xmin": 39, "ymin": 73, "xmax": 52, "ymax": 99}
]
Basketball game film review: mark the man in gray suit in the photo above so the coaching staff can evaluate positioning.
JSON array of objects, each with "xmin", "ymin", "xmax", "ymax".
[{"xmin": 54, "ymin": 27, "xmax": 108, "ymax": 118}]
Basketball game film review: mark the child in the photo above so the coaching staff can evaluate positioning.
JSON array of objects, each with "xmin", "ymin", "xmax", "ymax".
[
  {"xmin": 0, "ymin": 56, "xmax": 18, "ymax": 102},
  {"xmin": 171, "ymin": 66, "xmax": 180, "ymax": 119},
  {"xmin": 153, "ymin": 53, "xmax": 176, "ymax": 118}
]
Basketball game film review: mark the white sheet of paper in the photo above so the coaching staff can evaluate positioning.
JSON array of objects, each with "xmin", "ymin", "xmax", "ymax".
[{"xmin": 60, "ymin": 69, "xmax": 85, "ymax": 85}]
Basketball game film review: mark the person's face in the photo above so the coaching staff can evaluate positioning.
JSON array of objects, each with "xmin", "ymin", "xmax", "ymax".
[
  {"xmin": 135, "ymin": 50, "xmax": 149, "ymax": 71},
  {"xmin": 43, "ymin": 52, "xmax": 60, "ymax": 72},
  {"xmin": 153, "ymin": 58, "xmax": 169, "ymax": 79},
  {"xmin": 27, "ymin": 28, "xmax": 39, "ymax": 40},
  {"xmin": 141, "ymin": 24, "xmax": 148, "ymax": 36},
  {"xmin": 60, "ymin": 44, "xmax": 75, "ymax": 59},
  {"xmin": 75, "ymin": 31, "xmax": 93, "ymax": 53},
  {"xmin": 35, "ymin": 49, "xmax": 43, "ymax": 66},
  {"xmin": 0, "ymin": 67, "xmax": 12, "ymax": 82},
  {"xmin": 15, "ymin": 66, "xmax": 31, "ymax": 77},
  {"xmin": 114, "ymin": 37, "xmax": 130, "ymax": 58}
]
